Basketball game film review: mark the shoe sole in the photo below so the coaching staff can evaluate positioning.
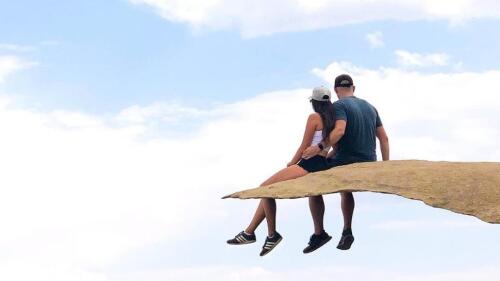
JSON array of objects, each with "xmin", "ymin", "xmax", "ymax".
[
  {"xmin": 227, "ymin": 240, "xmax": 256, "ymax": 245},
  {"xmin": 259, "ymin": 237, "xmax": 282, "ymax": 257},
  {"xmin": 303, "ymin": 235, "xmax": 332, "ymax": 254},
  {"xmin": 337, "ymin": 236, "xmax": 354, "ymax": 250}
]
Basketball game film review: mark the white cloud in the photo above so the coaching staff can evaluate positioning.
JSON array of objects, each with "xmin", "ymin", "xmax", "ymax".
[
  {"xmin": 396, "ymin": 50, "xmax": 451, "ymax": 67},
  {"xmin": 366, "ymin": 31, "xmax": 385, "ymax": 48},
  {"xmin": 130, "ymin": 0, "xmax": 500, "ymax": 37},
  {"xmin": 314, "ymin": 61, "xmax": 500, "ymax": 161},
  {"xmin": 0, "ymin": 86, "xmax": 312, "ymax": 280},
  {"xmin": 1, "ymin": 57, "xmax": 500, "ymax": 280},
  {"xmin": 109, "ymin": 265, "xmax": 500, "ymax": 281},
  {"xmin": 116, "ymin": 101, "xmax": 215, "ymax": 124},
  {"xmin": 0, "ymin": 56, "xmax": 37, "ymax": 83}
]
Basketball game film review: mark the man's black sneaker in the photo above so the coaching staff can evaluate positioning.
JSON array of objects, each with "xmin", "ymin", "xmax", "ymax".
[
  {"xmin": 227, "ymin": 231, "xmax": 256, "ymax": 245},
  {"xmin": 336, "ymin": 229, "xmax": 354, "ymax": 250},
  {"xmin": 303, "ymin": 230, "xmax": 332, "ymax": 254},
  {"xmin": 259, "ymin": 232, "xmax": 283, "ymax": 256}
]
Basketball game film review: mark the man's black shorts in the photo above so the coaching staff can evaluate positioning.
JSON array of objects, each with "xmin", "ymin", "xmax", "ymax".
[{"xmin": 326, "ymin": 157, "xmax": 376, "ymax": 169}]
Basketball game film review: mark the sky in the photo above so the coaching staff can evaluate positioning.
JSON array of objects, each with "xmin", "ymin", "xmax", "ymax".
[{"xmin": 0, "ymin": 0, "xmax": 500, "ymax": 280}]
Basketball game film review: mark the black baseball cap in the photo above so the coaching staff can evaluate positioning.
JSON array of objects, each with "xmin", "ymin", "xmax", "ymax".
[{"xmin": 334, "ymin": 74, "xmax": 354, "ymax": 88}]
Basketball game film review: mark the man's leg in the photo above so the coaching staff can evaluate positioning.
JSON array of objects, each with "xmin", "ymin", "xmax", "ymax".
[
  {"xmin": 303, "ymin": 195, "xmax": 332, "ymax": 254},
  {"xmin": 337, "ymin": 191, "xmax": 355, "ymax": 250},
  {"xmin": 309, "ymin": 195, "xmax": 325, "ymax": 235},
  {"xmin": 341, "ymin": 192, "xmax": 355, "ymax": 230}
]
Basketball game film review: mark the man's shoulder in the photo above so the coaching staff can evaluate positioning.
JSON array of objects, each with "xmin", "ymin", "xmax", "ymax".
[
  {"xmin": 355, "ymin": 97, "xmax": 376, "ymax": 110},
  {"xmin": 332, "ymin": 99, "xmax": 344, "ymax": 105},
  {"xmin": 333, "ymin": 99, "xmax": 349, "ymax": 107},
  {"xmin": 335, "ymin": 97, "xmax": 377, "ymax": 111},
  {"xmin": 334, "ymin": 97, "xmax": 362, "ymax": 107},
  {"xmin": 353, "ymin": 96, "xmax": 370, "ymax": 105}
]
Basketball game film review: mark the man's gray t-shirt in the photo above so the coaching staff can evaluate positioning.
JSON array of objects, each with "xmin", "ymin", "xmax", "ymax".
[{"xmin": 331, "ymin": 96, "xmax": 382, "ymax": 163}]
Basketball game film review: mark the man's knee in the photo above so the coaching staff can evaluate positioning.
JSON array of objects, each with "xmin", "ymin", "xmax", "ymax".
[
  {"xmin": 341, "ymin": 192, "xmax": 354, "ymax": 199},
  {"xmin": 309, "ymin": 195, "xmax": 324, "ymax": 203}
]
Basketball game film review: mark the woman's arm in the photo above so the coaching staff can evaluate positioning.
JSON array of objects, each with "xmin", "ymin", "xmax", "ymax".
[{"xmin": 287, "ymin": 114, "xmax": 319, "ymax": 166}]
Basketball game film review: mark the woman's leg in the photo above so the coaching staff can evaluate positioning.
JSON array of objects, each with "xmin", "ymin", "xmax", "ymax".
[
  {"xmin": 262, "ymin": 198, "xmax": 276, "ymax": 236},
  {"xmin": 245, "ymin": 200, "xmax": 265, "ymax": 234},
  {"xmin": 242, "ymin": 165, "xmax": 308, "ymax": 235},
  {"xmin": 259, "ymin": 165, "xmax": 309, "ymax": 236}
]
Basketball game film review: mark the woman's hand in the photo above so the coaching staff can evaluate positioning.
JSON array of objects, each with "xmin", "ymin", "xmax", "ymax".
[{"xmin": 302, "ymin": 145, "xmax": 321, "ymax": 159}]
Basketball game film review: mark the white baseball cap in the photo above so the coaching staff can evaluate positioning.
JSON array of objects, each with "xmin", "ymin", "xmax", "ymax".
[{"xmin": 310, "ymin": 86, "xmax": 331, "ymax": 102}]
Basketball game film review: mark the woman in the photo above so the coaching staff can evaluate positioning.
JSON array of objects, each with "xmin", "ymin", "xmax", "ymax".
[{"xmin": 226, "ymin": 86, "xmax": 336, "ymax": 256}]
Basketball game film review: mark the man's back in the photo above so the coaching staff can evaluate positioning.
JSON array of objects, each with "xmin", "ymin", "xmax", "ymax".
[{"xmin": 332, "ymin": 96, "xmax": 382, "ymax": 162}]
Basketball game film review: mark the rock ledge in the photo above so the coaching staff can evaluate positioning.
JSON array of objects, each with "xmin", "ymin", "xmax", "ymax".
[{"xmin": 224, "ymin": 160, "xmax": 500, "ymax": 224}]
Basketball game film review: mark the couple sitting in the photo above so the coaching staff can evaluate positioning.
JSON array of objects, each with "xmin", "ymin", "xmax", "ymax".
[{"xmin": 227, "ymin": 74, "xmax": 390, "ymax": 256}]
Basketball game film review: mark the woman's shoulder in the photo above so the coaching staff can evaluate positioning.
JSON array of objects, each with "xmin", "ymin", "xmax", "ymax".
[
  {"xmin": 307, "ymin": 113, "xmax": 323, "ymax": 128},
  {"xmin": 309, "ymin": 112, "xmax": 321, "ymax": 118},
  {"xmin": 307, "ymin": 112, "xmax": 321, "ymax": 121}
]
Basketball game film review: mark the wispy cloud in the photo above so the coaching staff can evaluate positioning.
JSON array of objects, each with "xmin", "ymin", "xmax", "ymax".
[
  {"xmin": 395, "ymin": 50, "xmax": 450, "ymax": 68},
  {"xmin": 38, "ymin": 40, "xmax": 61, "ymax": 46},
  {"xmin": 366, "ymin": 31, "xmax": 385, "ymax": 48},
  {"xmin": 0, "ymin": 43, "xmax": 36, "ymax": 52},
  {"xmin": 130, "ymin": 0, "xmax": 500, "ymax": 37},
  {"xmin": 0, "ymin": 55, "xmax": 38, "ymax": 83},
  {"xmin": 0, "ymin": 41, "xmax": 61, "ymax": 54}
]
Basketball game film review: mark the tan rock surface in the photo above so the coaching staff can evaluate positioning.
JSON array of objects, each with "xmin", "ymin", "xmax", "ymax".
[{"xmin": 224, "ymin": 160, "xmax": 500, "ymax": 224}]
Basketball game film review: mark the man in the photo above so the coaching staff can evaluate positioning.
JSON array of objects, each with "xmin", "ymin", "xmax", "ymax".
[{"xmin": 301, "ymin": 74, "xmax": 390, "ymax": 254}]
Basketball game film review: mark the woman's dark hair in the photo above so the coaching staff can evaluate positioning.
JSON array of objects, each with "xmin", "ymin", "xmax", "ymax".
[{"xmin": 311, "ymin": 99, "xmax": 335, "ymax": 141}]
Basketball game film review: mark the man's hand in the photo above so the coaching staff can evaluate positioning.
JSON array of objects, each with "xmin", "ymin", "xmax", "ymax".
[{"xmin": 302, "ymin": 145, "xmax": 321, "ymax": 159}]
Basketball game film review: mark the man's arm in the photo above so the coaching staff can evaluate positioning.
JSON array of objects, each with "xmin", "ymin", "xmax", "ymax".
[
  {"xmin": 376, "ymin": 126, "xmax": 390, "ymax": 161},
  {"xmin": 302, "ymin": 120, "xmax": 346, "ymax": 159},
  {"xmin": 326, "ymin": 144, "xmax": 337, "ymax": 159},
  {"xmin": 327, "ymin": 120, "xmax": 346, "ymax": 147}
]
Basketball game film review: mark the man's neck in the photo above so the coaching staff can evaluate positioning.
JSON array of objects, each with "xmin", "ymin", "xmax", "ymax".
[{"xmin": 338, "ymin": 93, "xmax": 355, "ymax": 99}]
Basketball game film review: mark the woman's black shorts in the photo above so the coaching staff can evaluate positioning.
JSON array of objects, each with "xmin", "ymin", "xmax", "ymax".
[{"xmin": 297, "ymin": 155, "xmax": 329, "ymax": 173}]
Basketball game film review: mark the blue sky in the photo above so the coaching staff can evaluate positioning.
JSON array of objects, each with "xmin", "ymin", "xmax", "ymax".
[
  {"xmin": 0, "ymin": 1, "xmax": 500, "ymax": 281},
  {"xmin": 3, "ymin": 1, "xmax": 500, "ymax": 113}
]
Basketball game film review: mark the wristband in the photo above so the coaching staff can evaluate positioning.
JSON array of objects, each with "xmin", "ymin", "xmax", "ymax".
[{"xmin": 318, "ymin": 143, "xmax": 324, "ymax": 150}]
